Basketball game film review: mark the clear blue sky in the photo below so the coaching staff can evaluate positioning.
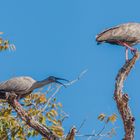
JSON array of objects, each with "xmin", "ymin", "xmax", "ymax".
[{"xmin": 1, "ymin": 0, "xmax": 140, "ymax": 139}]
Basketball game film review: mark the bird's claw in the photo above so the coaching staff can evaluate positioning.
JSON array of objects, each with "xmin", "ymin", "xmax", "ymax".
[
  {"xmin": 131, "ymin": 48, "xmax": 138, "ymax": 55},
  {"xmin": 125, "ymin": 59, "xmax": 130, "ymax": 63},
  {"xmin": 6, "ymin": 92, "xmax": 17, "ymax": 100},
  {"xmin": 5, "ymin": 92, "xmax": 10, "ymax": 100}
]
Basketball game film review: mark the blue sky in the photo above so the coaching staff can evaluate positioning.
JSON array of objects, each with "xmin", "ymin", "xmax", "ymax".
[{"xmin": 1, "ymin": 0, "xmax": 140, "ymax": 139}]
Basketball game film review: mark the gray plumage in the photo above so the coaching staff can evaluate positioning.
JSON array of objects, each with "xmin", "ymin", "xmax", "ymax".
[
  {"xmin": 96, "ymin": 22, "xmax": 140, "ymax": 61},
  {"xmin": 96, "ymin": 22, "xmax": 140, "ymax": 47},
  {"xmin": 0, "ymin": 76, "xmax": 68, "ymax": 99}
]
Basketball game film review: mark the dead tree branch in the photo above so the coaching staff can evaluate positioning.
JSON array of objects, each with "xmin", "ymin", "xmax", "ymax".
[
  {"xmin": 114, "ymin": 52, "xmax": 140, "ymax": 140},
  {"xmin": 7, "ymin": 92, "xmax": 59, "ymax": 140},
  {"xmin": 66, "ymin": 126, "xmax": 77, "ymax": 140},
  {"xmin": 41, "ymin": 69, "xmax": 88, "ymax": 113}
]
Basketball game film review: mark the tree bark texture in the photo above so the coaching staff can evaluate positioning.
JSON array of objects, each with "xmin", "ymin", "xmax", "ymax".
[
  {"xmin": 114, "ymin": 52, "xmax": 139, "ymax": 140},
  {"xmin": 7, "ymin": 93, "xmax": 59, "ymax": 140}
]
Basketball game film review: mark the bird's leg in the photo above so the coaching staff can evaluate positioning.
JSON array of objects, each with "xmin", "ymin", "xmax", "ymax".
[
  {"xmin": 6, "ymin": 92, "xmax": 19, "ymax": 107},
  {"xmin": 16, "ymin": 95, "xmax": 21, "ymax": 101},
  {"xmin": 117, "ymin": 41, "xmax": 130, "ymax": 61},
  {"xmin": 5, "ymin": 92, "xmax": 10, "ymax": 100},
  {"xmin": 6, "ymin": 92, "xmax": 22, "ymax": 108},
  {"xmin": 125, "ymin": 47, "xmax": 129, "ymax": 62},
  {"xmin": 6, "ymin": 92, "xmax": 17, "ymax": 100},
  {"xmin": 117, "ymin": 41, "xmax": 137, "ymax": 61},
  {"xmin": 122, "ymin": 42, "xmax": 137, "ymax": 54}
]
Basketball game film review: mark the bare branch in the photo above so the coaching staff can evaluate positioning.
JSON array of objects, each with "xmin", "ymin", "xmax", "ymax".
[
  {"xmin": 77, "ymin": 118, "xmax": 87, "ymax": 133},
  {"xmin": 114, "ymin": 52, "xmax": 140, "ymax": 140},
  {"xmin": 65, "ymin": 69, "xmax": 88, "ymax": 86},
  {"xmin": 41, "ymin": 86, "xmax": 61, "ymax": 113},
  {"xmin": 41, "ymin": 69, "xmax": 88, "ymax": 112},
  {"xmin": 96, "ymin": 123, "xmax": 106, "ymax": 137}
]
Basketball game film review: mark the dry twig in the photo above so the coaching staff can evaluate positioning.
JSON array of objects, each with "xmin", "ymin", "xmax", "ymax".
[{"xmin": 41, "ymin": 69, "xmax": 88, "ymax": 112}]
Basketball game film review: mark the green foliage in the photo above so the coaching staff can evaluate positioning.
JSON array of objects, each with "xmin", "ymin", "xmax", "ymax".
[
  {"xmin": 0, "ymin": 35, "xmax": 64, "ymax": 139},
  {"xmin": 97, "ymin": 113, "xmax": 117, "ymax": 138},
  {"xmin": 0, "ymin": 32, "xmax": 15, "ymax": 51},
  {"xmin": 0, "ymin": 37, "xmax": 117, "ymax": 139},
  {"xmin": 0, "ymin": 91, "xmax": 65, "ymax": 139},
  {"xmin": 98, "ymin": 113, "xmax": 117, "ymax": 123},
  {"xmin": 0, "ymin": 34, "xmax": 17, "ymax": 139}
]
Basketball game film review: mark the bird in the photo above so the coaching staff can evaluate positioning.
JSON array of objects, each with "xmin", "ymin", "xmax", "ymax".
[
  {"xmin": 96, "ymin": 22, "xmax": 140, "ymax": 61},
  {"xmin": 0, "ymin": 76, "xmax": 68, "ymax": 100}
]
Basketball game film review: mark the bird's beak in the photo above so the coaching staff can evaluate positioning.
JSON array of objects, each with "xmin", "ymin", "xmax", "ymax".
[
  {"xmin": 55, "ymin": 77, "xmax": 69, "ymax": 82},
  {"xmin": 55, "ymin": 77, "xmax": 69, "ymax": 87}
]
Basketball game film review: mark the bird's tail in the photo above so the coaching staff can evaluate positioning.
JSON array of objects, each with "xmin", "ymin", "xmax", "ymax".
[{"xmin": 0, "ymin": 90, "xmax": 6, "ymax": 99}]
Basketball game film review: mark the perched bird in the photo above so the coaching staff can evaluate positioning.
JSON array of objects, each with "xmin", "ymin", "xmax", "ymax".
[
  {"xmin": 96, "ymin": 22, "xmax": 140, "ymax": 61},
  {"xmin": 0, "ymin": 76, "xmax": 68, "ymax": 100}
]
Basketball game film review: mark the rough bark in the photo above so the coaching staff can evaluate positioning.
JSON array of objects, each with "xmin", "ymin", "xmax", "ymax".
[
  {"xmin": 7, "ymin": 92, "xmax": 59, "ymax": 140},
  {"xmin": 114, "ymin": 52, "xmax": 139, "ymax": 140}
]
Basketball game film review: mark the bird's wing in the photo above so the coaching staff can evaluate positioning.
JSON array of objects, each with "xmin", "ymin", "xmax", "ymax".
[
  {"xmin": 0, "ymin": 76, "xmax": 36, "ymax": 93},
  {"xmin": 96, "ymin": 23, "xmax": 140, "ymax": 44}
]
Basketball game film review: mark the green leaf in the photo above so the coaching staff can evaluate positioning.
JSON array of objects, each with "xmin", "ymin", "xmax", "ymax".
[{"xmin": 98, "ymin": 113, "xmax": 106, "ymax": 121}]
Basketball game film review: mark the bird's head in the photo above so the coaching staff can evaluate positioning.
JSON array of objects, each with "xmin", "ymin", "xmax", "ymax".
[{"xmin": 46, "ymin": 76, "xmax": 69, "ymax": 87}]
